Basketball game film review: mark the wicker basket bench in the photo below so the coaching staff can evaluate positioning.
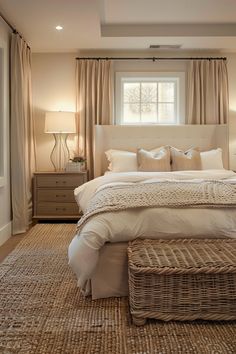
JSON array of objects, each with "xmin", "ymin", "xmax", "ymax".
[{"xmin": 128, "ymin": 239, "xmax": 236, "ymax": 325}]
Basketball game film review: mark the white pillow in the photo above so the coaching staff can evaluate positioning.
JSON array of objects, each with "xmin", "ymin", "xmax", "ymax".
[
  {"xmin": 105, "ymin": 149, "xmax": 137, "ymax": 172},
  {"xmin": 200, "ymin": 148, "xmax": 224, "ymax": 170}
]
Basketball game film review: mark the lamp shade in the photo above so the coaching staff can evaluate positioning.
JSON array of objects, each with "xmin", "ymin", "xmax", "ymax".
[{"xmin": 45, "ymin": 111, "xmax": 76, "ymax": 133}]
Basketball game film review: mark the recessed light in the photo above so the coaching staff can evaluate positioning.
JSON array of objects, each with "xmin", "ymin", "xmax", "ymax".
[
  {"xmin": 56, "ymin": 25, "xmax": 63, "ymax": 31},
  {"xmin": 149, "ymin": 44, "xmax": 182, "ymax": 49}
]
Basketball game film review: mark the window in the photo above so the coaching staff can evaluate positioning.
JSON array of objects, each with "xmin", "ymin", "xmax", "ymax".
[{"xmin": 116, "ymin": 72, "xmax": 185, "ymax": 125}]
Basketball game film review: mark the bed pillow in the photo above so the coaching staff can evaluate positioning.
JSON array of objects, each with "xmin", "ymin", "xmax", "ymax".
[
  {"xmin": 200, "ymin": 148, "xmax": 224, "ymax": 170},
  {"xmin": 137, "ymin": 146, "xmax": 171, "ymax": 172},
  {"xmin": 170, "ymin": 147, "xmax": 201, "ymax": 171},
  {"xmin": 105, "ymin": 149, "xmax": 137, "ymax": 172}
]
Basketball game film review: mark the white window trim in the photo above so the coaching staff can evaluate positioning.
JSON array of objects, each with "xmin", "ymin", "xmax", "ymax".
[
  {"xmin": 0, "ymin": 38, "xmax": 8, "ymax": 188},
  {"xmin": 115, "ymin": 72, "xmax": 185, "ymax": 125}
]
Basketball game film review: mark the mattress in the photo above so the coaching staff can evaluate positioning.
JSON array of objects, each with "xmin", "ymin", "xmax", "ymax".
[{"xmin": 68, "ymin": 169, "xmax": 236, "ymax": 294}]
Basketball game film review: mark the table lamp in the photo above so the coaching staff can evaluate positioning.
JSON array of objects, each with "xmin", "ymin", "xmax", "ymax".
[{"xmin": 45, "ymin": 111, "xmax": 76, "ymax": 171}]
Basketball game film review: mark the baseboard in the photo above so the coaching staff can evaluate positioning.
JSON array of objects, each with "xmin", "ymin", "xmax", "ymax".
[{"xmin": 0, "ymin": 222, "xmax": 12, "ymax": 247}]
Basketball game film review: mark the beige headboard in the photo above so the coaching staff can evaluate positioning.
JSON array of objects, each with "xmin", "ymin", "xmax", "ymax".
[{"xmin": 94, "ymin": 125, "xmax": 229, "ymax": 177}]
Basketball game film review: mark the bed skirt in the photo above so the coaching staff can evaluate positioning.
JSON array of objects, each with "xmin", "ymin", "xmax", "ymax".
[{"xmin": 91, "ymin": 242, "xmax": 128, "ymax": 299}]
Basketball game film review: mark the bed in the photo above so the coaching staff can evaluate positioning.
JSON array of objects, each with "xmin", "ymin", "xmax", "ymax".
[{"xmin": 68, "ymin": 124, "xmax": 236, "ymax": 299}]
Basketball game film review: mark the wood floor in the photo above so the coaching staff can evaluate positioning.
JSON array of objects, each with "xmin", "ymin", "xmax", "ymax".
[
  {"xmin": 0, "ymin": 232, "xmax": 26, "ymax": 263},
  {"xmin": 0, "ymin": 221, "xmax": 77, "ymax": 263}
]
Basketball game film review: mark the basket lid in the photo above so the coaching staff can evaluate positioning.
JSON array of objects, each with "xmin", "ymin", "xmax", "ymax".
[{"xmin": 128, "ymin": 239, "xmax": 236, "ymax": 275}]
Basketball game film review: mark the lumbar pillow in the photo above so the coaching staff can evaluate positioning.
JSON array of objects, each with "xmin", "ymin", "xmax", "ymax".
[
  {"xmin": 137, "ymin": 146, "xmax": 171, "ymax": 172},
  {"xmin": 200, "ymin": 148, "xmax": 224, "ymax": 170},
  {"xmin": 170, "ymin": 147, "xmax": 201, "ymax": 171},
  {"xmin": 105, "ymin": 149, "xmax": 137, "ymax": 172}
]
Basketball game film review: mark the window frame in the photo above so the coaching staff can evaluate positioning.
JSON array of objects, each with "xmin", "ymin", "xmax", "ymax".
[
  {"xmin": 0, "ymin": 39, "xmax": 7, "ymax": 188},
  {"xmin": 115, "ymin": 72, "xmax": 185, "ymax": 125}
]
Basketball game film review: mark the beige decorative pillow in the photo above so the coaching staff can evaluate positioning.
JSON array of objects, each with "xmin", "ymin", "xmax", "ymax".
[
  {"xmin": 170, "ymin": 147, "xmax": 201, "ymax": 171},
  {"xmin": 137, "ymin": 146, "xmax": 171, "ymax": 172}
]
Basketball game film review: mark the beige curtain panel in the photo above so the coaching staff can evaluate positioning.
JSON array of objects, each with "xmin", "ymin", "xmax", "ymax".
[
  {"xmin": 187, "ymin": 59, "xmax": 229, "ymax": 124},
  {"xmin": 11, "ymin": 33, "xmax": 36, "ymax": 234},
  {"xmin": 76, "ymin": 59, "xmax": 113, "ymax": 178}
]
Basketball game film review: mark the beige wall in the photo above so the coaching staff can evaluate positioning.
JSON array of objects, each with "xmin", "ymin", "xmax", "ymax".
[
  {"xmin": 32, "ymin": 53, "xmax": 77, "ymax": 171},
  {"xmin": 0, "ymin": 18, "xmax": 11, "ymax": 246},
  {"xmin": 32, "ymin": 50, "xmax": 236, "ymax": 171}
]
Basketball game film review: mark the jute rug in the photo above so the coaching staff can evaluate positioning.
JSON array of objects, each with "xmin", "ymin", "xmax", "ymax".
[{"xmin": 0, "ymin": 224, "xmax": 236, "ymax": 354}]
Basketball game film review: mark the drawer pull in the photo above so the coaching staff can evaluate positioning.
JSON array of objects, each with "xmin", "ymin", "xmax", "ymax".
[
  {"xmin": 56, "ymin": 194, "xmax": 66, "ymax": 198},
  {"xmin": 56, "ymin": 207, "xmax": 66, "ymax": 211},
  {"xmin": 63, "ymin": 181, "xmax": 66, "ymax": 184}
]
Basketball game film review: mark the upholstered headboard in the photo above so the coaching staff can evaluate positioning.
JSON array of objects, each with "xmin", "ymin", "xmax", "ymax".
[{"xmin": 94, "ymin": 125, "xmax": 229, "ymax": 177}]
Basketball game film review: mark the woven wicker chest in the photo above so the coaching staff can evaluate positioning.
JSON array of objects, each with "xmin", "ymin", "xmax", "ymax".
[{"xmin": 128, "ymin": 239, "xmax": 236, "ymax": 325}]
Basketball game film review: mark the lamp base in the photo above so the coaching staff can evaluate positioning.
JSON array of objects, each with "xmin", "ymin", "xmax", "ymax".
[{"xmin": 50, "ymin": 133, "xmax": 70, "ymax": 171}]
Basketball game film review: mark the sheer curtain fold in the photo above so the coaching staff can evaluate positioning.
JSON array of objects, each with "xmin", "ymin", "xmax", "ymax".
[
  {"xmin": 76, "ymin": 59, "xmax": 113, "ymax": 178},
  {"xmin": 187, "ymin": 59, "xmax": 229, "ymax": 124},
  {"xmin": 11, "ymin": 33, "xmax": 36, "ymax": 234}
]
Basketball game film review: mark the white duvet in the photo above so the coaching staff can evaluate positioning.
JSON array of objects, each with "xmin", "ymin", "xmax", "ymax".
[{"xmin": 68, "ymin": 170, "xmax": 236, "ymax": 292}]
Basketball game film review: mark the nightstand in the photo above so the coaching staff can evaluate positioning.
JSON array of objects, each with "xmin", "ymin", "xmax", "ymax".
[{"xmin": 33, "ymin": 171, "xmax": 87, "ymax": 221}]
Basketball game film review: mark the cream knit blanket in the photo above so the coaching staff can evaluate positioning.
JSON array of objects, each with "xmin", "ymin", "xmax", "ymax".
[{"xmin": 76, "ymin": 180, "xmax": 236, "ymax": 232}]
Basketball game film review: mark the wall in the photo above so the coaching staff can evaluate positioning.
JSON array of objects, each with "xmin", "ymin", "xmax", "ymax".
[
  {"xmin": 0, "ymin": 18, "xmax": 11, "ymax": 246},
  {"xmin": 32, "ymin": 50, "xmax": 236, "ymax": 171},
  {"xmin": 32, "ymin": 53, "xmax": 76, "ymax": 171}
]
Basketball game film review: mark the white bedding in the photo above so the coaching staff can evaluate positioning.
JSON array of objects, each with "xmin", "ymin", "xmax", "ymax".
[{"xmin": 68, "ymin": 170, "xmax": 236, "ymax": 292}]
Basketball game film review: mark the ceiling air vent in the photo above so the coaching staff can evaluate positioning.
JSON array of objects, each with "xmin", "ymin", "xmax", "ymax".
[{"xmin": 149, "ymin": 45, "xmax": 182, "ymax": 49}]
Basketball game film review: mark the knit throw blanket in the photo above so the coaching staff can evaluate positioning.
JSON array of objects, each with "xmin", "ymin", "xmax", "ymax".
[{"xmin": 76, "ymin": 180, "xmax": 236, "ymax": 233}]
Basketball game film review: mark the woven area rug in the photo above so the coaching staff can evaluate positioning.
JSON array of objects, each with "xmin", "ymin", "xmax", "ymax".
[{"xmin": 0, "ymin": 224, "xmax": 236, "ymax": 354}]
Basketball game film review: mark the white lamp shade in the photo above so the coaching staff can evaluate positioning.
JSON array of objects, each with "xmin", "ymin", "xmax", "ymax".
[{"xmin": 45, "ymin": 111, "xmax": 76, "ymax": 133}]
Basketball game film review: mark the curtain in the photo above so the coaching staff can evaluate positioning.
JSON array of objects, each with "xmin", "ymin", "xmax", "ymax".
[
  {"xmin": 76, "ymin": 59, "xmax": 113, "ymax": 178},
  {"xmin": 11, "ymin": 33, "xmax": 36, "ymax": 234},
  {"xmin": 187, "ymin": 59, "xmax": 229, "ymax": 124}
]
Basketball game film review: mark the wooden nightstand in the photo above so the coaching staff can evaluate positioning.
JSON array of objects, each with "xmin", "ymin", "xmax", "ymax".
[{"xmin": 33, "ymin": 171, "xmax": 87, "ymax": 221}]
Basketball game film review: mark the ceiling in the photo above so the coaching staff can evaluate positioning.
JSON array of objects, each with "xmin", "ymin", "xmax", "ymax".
[{"xmin": 0, "ymin": 0, "xmax": 236, "ymax": 52}]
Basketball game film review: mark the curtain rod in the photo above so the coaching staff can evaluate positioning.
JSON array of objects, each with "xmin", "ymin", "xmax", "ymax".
[
  {"xmin": 76, "ymin": 56, "xmax": 227, "ymax": 61},
  {"xmin": 0, "ymin": 11, "xmax": 31, "ymax": 50}
]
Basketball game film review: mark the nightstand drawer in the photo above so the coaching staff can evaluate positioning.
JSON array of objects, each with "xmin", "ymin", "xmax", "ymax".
[
  {"xmin": 36, "ymin": 175, "xmax": 84, "ymax": 188},
  {"xmin": 36, "ymin": 202, "xmax": 79, "ymax": 216},
  {"xmin": 37, "ymin": 189, "xmax": 75, "ymax": 202}
]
